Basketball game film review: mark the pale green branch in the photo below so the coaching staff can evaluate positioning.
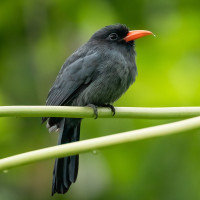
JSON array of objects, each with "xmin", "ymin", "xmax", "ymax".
[
  {"xmin": 1, "ymin": 116, "xmax": 200, "ymax": 171},
  {"xmin": 0, "ymin": 106, "xmax": 200, "ymax": 118}
]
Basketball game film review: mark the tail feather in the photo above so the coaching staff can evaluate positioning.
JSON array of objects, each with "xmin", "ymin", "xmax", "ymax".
[
  {"xmin": 51, "ymin": 118, "xmax": 81, "ymax": 195},
  {"xmin": 69, "ymin": 155, "xmax": 79, "ymax": 182},
  {"xmin": 69, "ymin": 123, "xmax": 80, "ymax": 183}
]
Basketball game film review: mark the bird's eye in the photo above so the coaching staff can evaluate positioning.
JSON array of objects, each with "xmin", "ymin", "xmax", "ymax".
[{"xmin": 108, "ymin": 33, "xmax": 118, "ymax": 41}]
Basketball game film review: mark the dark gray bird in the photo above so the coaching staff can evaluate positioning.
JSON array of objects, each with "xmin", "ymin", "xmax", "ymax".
[{"xmin": 42, "ymin": 24, "xmax": 152, "ymax": 195}]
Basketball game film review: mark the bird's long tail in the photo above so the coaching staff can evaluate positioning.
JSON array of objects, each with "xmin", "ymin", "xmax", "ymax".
[{"xmin": 51, "ymin": 118, "xmax": 81, "ymax": 195}]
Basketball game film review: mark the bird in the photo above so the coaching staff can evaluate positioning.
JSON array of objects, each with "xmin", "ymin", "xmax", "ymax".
[{"xmin": 42, "ymin": 24, "xmax": 153, "ymax": 195}]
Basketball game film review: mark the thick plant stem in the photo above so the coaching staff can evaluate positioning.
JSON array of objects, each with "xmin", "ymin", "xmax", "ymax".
[
  {"xmin": 1, "ymin": 116, "xmax": 200, "ymax": 171},
  {"xmin": 0, "ymin": 106, "xmax": 200, "ymax": 119}
]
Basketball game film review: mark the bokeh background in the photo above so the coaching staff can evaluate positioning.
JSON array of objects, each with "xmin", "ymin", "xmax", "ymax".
[{"xmin": 0, "ymin": 0, "xmax": 200, "ymax": 200}]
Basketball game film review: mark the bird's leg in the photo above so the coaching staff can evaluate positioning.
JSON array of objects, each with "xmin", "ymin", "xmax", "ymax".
[
  {"xmin": 103, "ymin": 104, "xmax": 115, "ymax": 116},
  {"xmin": 87, "ymin": 104, "xmax": 98, "ymax": 119}
]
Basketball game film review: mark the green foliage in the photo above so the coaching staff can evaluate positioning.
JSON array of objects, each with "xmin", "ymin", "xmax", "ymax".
[{"xmin": 0, "ymin": 0, "xmax": 200, "ymax": 199}]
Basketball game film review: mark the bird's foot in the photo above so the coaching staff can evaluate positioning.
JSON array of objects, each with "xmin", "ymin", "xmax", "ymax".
[
  {"xmin": 87, "ymin": 104, "xmax": 98, "ymax": 119},
  {"xmin": 103, "ymin": 104, "xmax": 115, "ymax": 116}
]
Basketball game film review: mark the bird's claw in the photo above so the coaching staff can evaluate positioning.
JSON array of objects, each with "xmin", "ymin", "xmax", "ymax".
[
  {"xmin": 87, "ymin": 104, "xmax": 98, "ymax": 119},
  {"xmin": 87, "ymin": 104, "xmax": 115, "ymax": 119},
  {"xmin": 103, "ymin": 104, "xmax": 115, "ymax": 116}
]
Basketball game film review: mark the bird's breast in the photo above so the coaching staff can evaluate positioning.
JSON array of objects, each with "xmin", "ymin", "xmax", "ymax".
[{"xmin": 73, "ymin": 51, "xmax": 137, "ymax": 106}]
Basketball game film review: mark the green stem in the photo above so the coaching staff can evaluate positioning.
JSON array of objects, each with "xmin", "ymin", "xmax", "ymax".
[
  {"xmin": 0, "ymin": 106, "xmax": 200, "ymax": 118},
  {"xmin": 1, "ymin": 116, "xmax": 200, "ymax": 171}
]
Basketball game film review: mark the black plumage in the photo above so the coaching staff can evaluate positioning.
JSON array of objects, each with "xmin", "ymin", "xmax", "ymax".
[{"xmin": 42, "ymin": 24, "xmax": 152, "ymax": 195}]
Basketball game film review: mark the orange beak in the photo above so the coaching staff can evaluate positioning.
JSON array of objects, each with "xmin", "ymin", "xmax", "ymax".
[{"xmin": 124, "ymin": 30, "xmax": 153, "ymax": 42}]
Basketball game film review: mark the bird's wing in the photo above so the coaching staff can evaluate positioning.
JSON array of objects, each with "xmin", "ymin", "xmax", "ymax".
[{"xmin": 46, "ymin": 52, "xmax": 100, "ymax": 106}]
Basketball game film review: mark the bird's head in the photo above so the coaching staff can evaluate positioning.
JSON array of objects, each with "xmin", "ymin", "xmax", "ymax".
[{"xmin": 90, "ymin": 24, "xmax": 153, "ymax": 46}]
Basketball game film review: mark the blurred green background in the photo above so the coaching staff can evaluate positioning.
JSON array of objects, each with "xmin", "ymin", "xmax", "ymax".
[{"xmin": 0, "ymin": 0, "xmax": 200, "ymax": 200}]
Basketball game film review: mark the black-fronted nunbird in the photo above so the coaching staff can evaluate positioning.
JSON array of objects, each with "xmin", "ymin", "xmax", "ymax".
[{"xmin": 42, "ymin": 24, "xmax": 153, "ymax": 195}]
